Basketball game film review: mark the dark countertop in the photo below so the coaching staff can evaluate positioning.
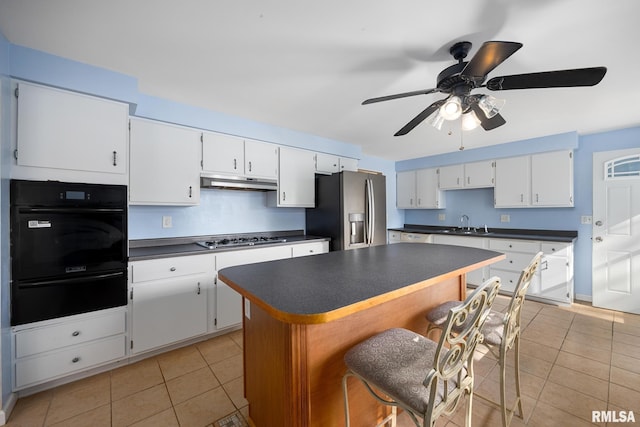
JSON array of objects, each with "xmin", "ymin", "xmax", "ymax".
[
  {"xmin": 218, "ymin": 243, "xmax": 504, "ymax": 324},
  {"xmin": 128, "ymin": 234, "xmax": 330, "ymax": 261},
  {"xmin": 390, "ymin": 224, "xmax": 577, "ymax": 243}
]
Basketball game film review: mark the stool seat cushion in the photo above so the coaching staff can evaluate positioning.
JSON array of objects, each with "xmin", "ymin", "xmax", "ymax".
[{"xmin": 344, "ymin": 328, "xmax": 460, "ymax": 415}]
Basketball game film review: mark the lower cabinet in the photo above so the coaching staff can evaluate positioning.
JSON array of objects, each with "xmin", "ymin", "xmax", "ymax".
[
  {"xmin": 129, "ymin": 254, "xmax": 215, "ymax": 354},
  {"xmin": 12, "ymin": 307, "xmax": 127, "ymax": 390},
  {"xmin": 216, "ymin": 242, "xmax": 329, "ymax": 330}
]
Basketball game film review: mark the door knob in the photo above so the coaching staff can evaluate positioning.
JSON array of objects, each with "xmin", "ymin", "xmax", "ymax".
[{"xmin": 594, "ymin": 236, "xmax": 603, "ymax": 242}]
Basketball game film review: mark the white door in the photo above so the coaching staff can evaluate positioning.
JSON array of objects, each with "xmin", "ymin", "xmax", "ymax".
[{"xmin": 592, "ymin": 149, "xmax": 640, "ymax": 314}]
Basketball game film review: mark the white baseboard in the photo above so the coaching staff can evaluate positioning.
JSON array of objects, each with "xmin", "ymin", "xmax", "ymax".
[{"xmin": 0, "ymin": 392, "xmax": 18, "ymax": 425}]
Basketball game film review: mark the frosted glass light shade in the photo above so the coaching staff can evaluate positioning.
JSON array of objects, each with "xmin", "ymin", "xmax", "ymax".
[
  {"xmin": 461, "ymin": 111, "xmax": 481, "ymax": 130},
  {"xmin": 426, "ymin": 110, "xmax": 445, "ymax": 130},
  {"xmin": 440, "ymin": 96, "xmax": 462, "ymax": 120}
]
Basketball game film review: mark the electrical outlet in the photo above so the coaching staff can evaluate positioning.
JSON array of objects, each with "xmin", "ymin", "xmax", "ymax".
[
  {"xmin": 438, "ymin": 213, "xmax": 446, "ymax": 221},
  {"xmin": 500, "ymin": 214, "xmax": 510, "ymax": 223},
  {"xmin": 162, "ymin": 216, "xmax": 172, "ymax": 228},
  {"xmin": 581, "ymin": 215, "xmax": 593, "ymax": 225}
]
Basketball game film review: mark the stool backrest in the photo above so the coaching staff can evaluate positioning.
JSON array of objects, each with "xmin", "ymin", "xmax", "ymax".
[
  {"xmin": 502, "ymin": 251, "xmax": 543, "ymax": 351},
  {"xmin": 423, "ymin": 276, "xmax": 501, "ymax": 419}
]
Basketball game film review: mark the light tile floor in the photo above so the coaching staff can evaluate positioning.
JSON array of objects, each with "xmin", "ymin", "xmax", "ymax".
[{"xmin": 5, "ymin": 296, "xmax": 640, "ymax": 426}]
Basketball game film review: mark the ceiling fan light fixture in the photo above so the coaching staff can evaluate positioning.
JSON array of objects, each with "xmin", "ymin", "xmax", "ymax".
[
  {"xmin": 461, "ymin": 110, "xmax": 481, "ymax": 131},
  {"xmin": 440, "ymin": 96, "xmax": 462, "ymax": 120},
  {"xmin": 478, "ymin": 95, "xmax": 506, "ymax": 118},
  {"xmin": 426, "ymin": 109, "xmax": 445, "ymax": 130}
]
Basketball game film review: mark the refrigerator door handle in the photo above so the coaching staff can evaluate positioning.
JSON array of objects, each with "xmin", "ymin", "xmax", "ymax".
[{"xmin": 366, "ymin": 178, "xmax": 375, "ymax": 245}]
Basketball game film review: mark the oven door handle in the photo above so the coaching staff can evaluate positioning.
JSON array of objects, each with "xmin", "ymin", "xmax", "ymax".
[
  {"xmin": 18, "ymin": 207, "xmax": 125, "ymax": 214},
  {"xmin": 16, "ymin": 271, "xmax": 126, "ymax": 289}
]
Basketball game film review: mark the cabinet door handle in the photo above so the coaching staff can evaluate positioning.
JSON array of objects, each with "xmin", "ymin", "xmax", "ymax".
[
  {"xmin": 520, "ymin": 194, "xmax": 524, "ymax": 202},
  {"xmin": 72, "ymin": 357, "xmax": 81, "ymax": 363},
  {"xmin": 189, "ymin": 186, "xmax": 193, "ymax": 198},
  {"xmin": 467, "ymin": 177, "xmax": 470, "ymax": 185},
  {"xmin": 233, "ymin": 158, "xmax": 237, "ymax": 170},
  {"xmin": 170, "ymin": 267, "xmax": 176, "ymax": 272},
  {"xmin": 248, "ymin": 161, "xmax": 252, "ymax": 172},
  {"xmin": 197, "ymin": 282, "xmax": 201, "ymax": 295},
  {"xmin": 112, "ymin": 151, "xmax": 117, "ymax": 166},
  {"xmin": 536, "ymin": 193, "xmax": 539, "ymax": 202},
  {"xmin": 282, "ymin": 191, "xmax": 286, "ymax": 202},
  {"xmin": 71, "ymin": 330, "xmax": 80, "ymax": 337}
]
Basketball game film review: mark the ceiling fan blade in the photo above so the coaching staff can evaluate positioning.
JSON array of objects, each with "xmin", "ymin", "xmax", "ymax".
[
  {"xmin": 461, "ymin": 41, "xmax": 523, "ymax": 80},
  {"xmin": 486, "ymin": 67, "xmax": 607, "ymax": 90},
  {"xmin": 394, "ymin": 99, "xmax": 446, "ymax": 136},
  {"xmin": 362, "ymin": 88, "xmax": 439, "ymax": 105},
  {"xmin": 469, "ymin": 101, "xmax": 506, "ymax": 131}
]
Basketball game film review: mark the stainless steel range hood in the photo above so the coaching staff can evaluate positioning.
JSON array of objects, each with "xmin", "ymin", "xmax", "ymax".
[{"xmin": 200, "ymin": 175, "xmax": 278, "ymax": 191}]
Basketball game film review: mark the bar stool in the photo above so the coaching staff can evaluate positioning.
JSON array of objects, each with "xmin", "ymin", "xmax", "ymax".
[
  {"xmin": 342, "ymin": 276, "xmax": 501, "ymax": 427},
  {"xmin": 425, "ymin": 252, "xmax": 543, "ymax": 427}
]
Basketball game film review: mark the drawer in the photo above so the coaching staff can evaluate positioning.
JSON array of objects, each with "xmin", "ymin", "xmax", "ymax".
[
  {"xmin": 489, "ymin": 239, "xmax": 540, "ymax": 253},
  {"xmin": 15, "ymin": 309, "xmax": 126, "ymax": 358},
  {"xmin": 541, "ymin": 242, "xmax": 570, "ymax": 257},
  {"xmin": 291, "ymin": 241, "xmax": 328, "ymax": 257},
  {"xmin": 401, "ymin": 233, "xmax": 431, "ymax": 243},
  {"xmin": 131, "ymin": 254, "xmax": 214, "ymax": 283},
  {"xmin": 388, "ymin": 231, "xmax": 402, "ymax": 243},
  {"xmin": 492, "ymin": 251, "xmax": 541, "ymax": 273},
  {"xmin": 15, "ymin": 335, "xmax": 125, "ymax": 389},
  {"xmin": 490, "ymin": 268, "xmax": 540, "ymax": 296}
]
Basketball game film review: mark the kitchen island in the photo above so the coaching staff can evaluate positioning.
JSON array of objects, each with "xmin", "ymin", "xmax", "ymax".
[{"xmin": 218, "ymin": 243, "xmax": 504, "ymax": 427}]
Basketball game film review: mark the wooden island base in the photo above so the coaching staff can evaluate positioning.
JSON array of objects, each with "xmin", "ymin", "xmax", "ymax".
[{"xmin": 243, "ymin": 275, "xmax": 464, "ymax": 427}]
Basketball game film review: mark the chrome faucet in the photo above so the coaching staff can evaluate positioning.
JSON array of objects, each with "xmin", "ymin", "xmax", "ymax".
[{"xmin": 460, "ymin": 214, "xmax": 470, "ymax": 231}]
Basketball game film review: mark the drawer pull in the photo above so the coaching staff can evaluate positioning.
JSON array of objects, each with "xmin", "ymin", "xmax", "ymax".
[
  {"xmin": 197, "ymin": 282, "xmax": 201, "ymax": 295},
  {"xmin": 72, "ymin": 357, "xmax": 81, "ymax": 363},
  {"xmin": 71, "ymin": 331, "xmax": 80, "ymax": 337},
  {"xmin": 170, "ymin": 267, "xmax": 176, "ymax": 272}
]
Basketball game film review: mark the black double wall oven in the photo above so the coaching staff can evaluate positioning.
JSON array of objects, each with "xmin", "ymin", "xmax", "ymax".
[{"xmin": 10, "ymin": 180, "xmax": 128, "ymax": 326}]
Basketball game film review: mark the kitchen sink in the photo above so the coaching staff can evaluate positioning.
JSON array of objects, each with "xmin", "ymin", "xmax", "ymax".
[{"xmin": 438, "ymin": 228, "xmax": 493, "ymax": 235}]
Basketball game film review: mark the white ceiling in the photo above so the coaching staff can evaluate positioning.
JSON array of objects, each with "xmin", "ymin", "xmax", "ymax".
[{"xmin": 1, "ymin": 0, "xmax": 639, "ymax": 161}]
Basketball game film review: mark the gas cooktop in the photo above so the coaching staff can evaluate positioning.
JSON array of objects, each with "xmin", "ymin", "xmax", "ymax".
[{"xmin": 196, "ymin": 236, "xmax": 287, "ymax": 250}]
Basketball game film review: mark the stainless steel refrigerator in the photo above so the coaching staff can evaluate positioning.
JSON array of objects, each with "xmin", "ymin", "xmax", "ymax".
[{"xmin": 306, "ymin": 171, "xmax": 387, "ymax": 251}]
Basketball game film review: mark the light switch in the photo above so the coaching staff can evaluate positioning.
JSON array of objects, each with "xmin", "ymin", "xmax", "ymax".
[
  {"xmin": 162, "ymin": 216, "xmax": 172, "ymax": 228},
  {"xmin": 500, "ymin": 214, "xmax": 510, "ymax": 223},
  {"xmin": 581, "ymin": 215, "xmax": 593, "ymax": 224}
]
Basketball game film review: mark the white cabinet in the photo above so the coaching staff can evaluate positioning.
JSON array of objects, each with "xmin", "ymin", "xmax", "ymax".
[
  {"xmin": 129, "ymin": 254, "xmax": 214, "ymax": 354},
  {"xmin": 396, "ymin": 169, "xmax": 444, "ymax": 209},
  {"xmin": 438, "ymin": 161, "xmax": 494, "ymax": 190},
  {"xmin": 291, "ymin": 241, "xmax": 329, "ymax": 257},
  {"xmin": 438, "ymin": 164, "xmax": 465, "ymax": 189},
  {"xmin": 129, "ymin": 118, "xmax": 201, "ymax": 205},
  {"xmin": 14, "ymin": 82, "xmax": 129, "ymax": 185},
  {"xmin": 273, "ymin": 146, "xmax": 316, "ymax": 207},
  {"xmin": 339, "ymin": 157, "xmax": 359, "ymax": 172},
  {"xmin": 216, "ymin": 246, "xmax": 295, "ymax": 330},
  {"xmin": 531, "ymin": 151, "xmax": 574, "ymax": 207},
  {"xmin": 315, "ymin": 153, "xmax": 340, "ymax": 174},
  {"xmin": 401, "ymin": 232, "xmax": 432, "ymax": 243},
  {"xmin": 245, "ymin": 139, "xmax": 279, "ymax": 179},
  {"xmin": 388, "ymin": 230, "xmax": 402, "ymax": 243},
  {"xmin": 494, "ymin": 156, "xmax": 530, "ymax": 207},
  {"xmin": 488, "ymin": 238, "xmax": 573, "ymax": 304},
  {"xmin": 494, "ymin": 150, "xmax": 573, "ymax": 208},
  {"xmin": 202, "ymin": 132, "xmax": 244, "ymax": 175},
  {"xmin": 202, "ymin": 132, "xmax": 278, "ymax": 179},
  {"xmin": 431, "ymin": 235, "xmax": 488, "ymax": 286},
  {"xmin": 12, "ymin": 308, "xmax": 127, "ymax": 390}
]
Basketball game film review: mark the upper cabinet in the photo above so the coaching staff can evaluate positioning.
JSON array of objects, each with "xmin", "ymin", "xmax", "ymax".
[
  {"xmin": 129, "ymin": 118, "xmax": 201, "ymax": 206},
  {"xmin": 438, "ymin": 160, "xmax": 494, "ymax": 190},
  {"xmin": 396, "ymin": 169, "xmax": 444, "ymax": 209},
  {"xmin": 315, "ymin": 153, "xmax": 359, "ymax": 175},
  {"xmin": 494, "ymin": 150, "xmax": 573, "ymax": 208},
  {"xmin": 202, "ymin": 132, "xmax": 278, "ymax": 179},
  {"xmin": 14, "ymin": 82, "xmax": 129, "ymax": 185},
  {"xmin": 272, "ymin": 146, "xmax": 316, "ymax": 207}
]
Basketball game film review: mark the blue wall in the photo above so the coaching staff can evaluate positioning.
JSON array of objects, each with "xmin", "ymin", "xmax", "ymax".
[{"xmin": 396, "ymin": 128, "xmax": 640, "ymax": 299}]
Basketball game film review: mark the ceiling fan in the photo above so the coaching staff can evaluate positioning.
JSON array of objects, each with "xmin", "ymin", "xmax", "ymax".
[{"xmin": 362, "ymin": 41, "xmax": 607, "ymax": 136}]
